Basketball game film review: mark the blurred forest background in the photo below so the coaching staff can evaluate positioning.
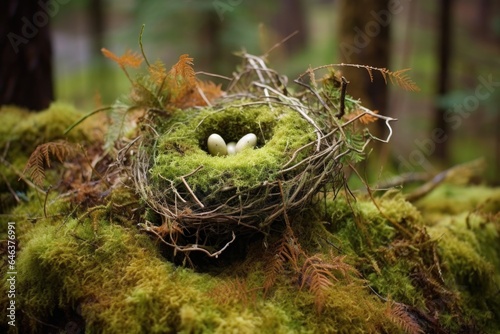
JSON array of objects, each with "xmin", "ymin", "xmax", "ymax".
[{"xmin": 2, "ymin": 0, "xmax": 499, "ymax": 184}]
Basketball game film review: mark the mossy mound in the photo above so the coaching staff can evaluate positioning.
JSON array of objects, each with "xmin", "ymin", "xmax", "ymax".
[
  {"xmin": 314, "ymin": 188, "xmax": 500, "ymax": 333},
  {"xmin": 0, "ymin": 103, "xmax": 104, "ymax": 213},
  {"xmin": 2, "ymin": 183, "xmax": 499, "ymax": 333},
  {"xmin": 0, "ymin": 193, "xmax": 414, "ymax": 334},
  {"xmin": 151, "ymin": 103, "xmax": 315, "ymax": 196}
]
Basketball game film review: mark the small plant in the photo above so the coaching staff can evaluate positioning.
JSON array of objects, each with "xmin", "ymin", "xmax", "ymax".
[{"xmin": 23, "ymin": 140, "xmax": 78, "ymax": 187}]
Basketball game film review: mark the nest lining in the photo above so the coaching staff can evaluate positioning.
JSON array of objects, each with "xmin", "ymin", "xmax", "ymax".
[{"xmin": 150, "ymin": 103, "xmax": 316, "ymax": 196}]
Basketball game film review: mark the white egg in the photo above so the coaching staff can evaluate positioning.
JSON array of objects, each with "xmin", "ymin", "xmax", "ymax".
[
  {"xmin": 227, "ymin": 142, "xmax": 237, "ymax": 155},
  {"xmin": 235, "ymin": 133, "xmax": 257, "ymax": 153},
  {"xmin": 207, "ymin": 134, "xmax": 227, "ymax": 156}
]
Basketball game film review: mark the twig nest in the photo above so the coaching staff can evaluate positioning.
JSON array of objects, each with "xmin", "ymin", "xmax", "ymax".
[{"xmin": 146, "ymin": 103, "xmax": 326, "ymax": 220}]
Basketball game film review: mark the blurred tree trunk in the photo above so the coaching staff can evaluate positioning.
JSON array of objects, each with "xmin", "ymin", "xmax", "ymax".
[
  {"xmin": 0, "ymin": 0, "xmax": 54, "ymax": 111},
  {"xmin": 198, "ymin": 11, "xmax": 224, "ymax": 74},
  {"xmin": 271, "ymin": 0, "xmax": 308, "ymax": 54},
  {"xmin": 88, "ymin": 0, "xmax": 104, "ymax": 57},
  {"xmin": 338, "ymin": 0, "xmax": 391, "ymax": 137},
  {"xmin": 434, "ymin": 0, "xmax": 452, "ymax": 162},
  {"xmin": 88, "ymin": 0, "xmax": 107, "ymax": 103}
]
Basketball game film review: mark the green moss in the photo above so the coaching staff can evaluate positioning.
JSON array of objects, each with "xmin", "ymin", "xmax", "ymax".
[
  {"xmin": 427, "ymin": 209, "xmax": 500, "ymax": 332},
  {"xmin": 3, "ymin": 183, "xmax": 500, "ymax": 333},
  {"xmin": 416, "ymin": 184, "xmax": 500, "ymax": 222},
  {"xmin": 150, "ymin": 103, "xmax": 316, "ymax": 195},
  {"xmin": 319, "ymin": 194, "xmax": 423, "ymax": 256},
  {"xmin": 0, "ymin": 103, "xmax": 103, "ymax": 213},
  {"xmin": 0, "ymin": 102, "xmax": 96, "ymax": 148}
]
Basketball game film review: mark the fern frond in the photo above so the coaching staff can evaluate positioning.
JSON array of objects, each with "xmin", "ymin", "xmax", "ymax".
[
  {"xmin": 23, "ymin": 141, "xmax": 77, "ymax": 187},
  {"xmin": 263, "ymin": 230, "xmax": 302, "ymax": 294},
  {"xmin": 388, "ymin": 68, "xmax": 420, "ymax": 92},
  {"xmin": 168, "ymin": 54, "xmax": 196, "ymax": 90},
  {"xmin": 354, "ymin": 65, "xmax": 419, "ymax": 92},
  {"xmin": 197, "ymin": 81, "xmax": 224, "ymax": 102},
  {"xmin": 101, "ymin": 48, "xmax": 143, "ymax": 69},
  {"xmin": 300, "ymin": 252, "xmax": 357, "ymax": 313},
  {"xmin": 385, "ymin": 302, "xmax": 423, "ymax": 334},
  {"xmin": 148, "ymin": 60, "xmax": 168, "ymax": 87},
  {"xmin": 297, "ymin": 64, "xmax": 420, "ymax": 92},
  {"xmin": 300, "ymin": 255, "xmax": 335, "ymax": 313},
  {"xmin": 345, "ymin": 109, "xmax": 379, "ymax": 124}
]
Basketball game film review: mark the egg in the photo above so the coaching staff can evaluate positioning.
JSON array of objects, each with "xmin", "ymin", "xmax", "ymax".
[
  {"xmin": 227, "ymin": 142, "xmax": 237, "ymax": 155},
  {"xmin": 235, "ymin": 133, "xmax": 257, "ymax": 153},
  {"xmin": 207, "ymin": 134, "xmax": 228, "ymax": 156}
]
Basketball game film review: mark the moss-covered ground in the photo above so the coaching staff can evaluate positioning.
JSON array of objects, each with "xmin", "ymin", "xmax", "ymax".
[{"xmin": 1, "ymin": 104, "xmax": 499, "ymax": 333}]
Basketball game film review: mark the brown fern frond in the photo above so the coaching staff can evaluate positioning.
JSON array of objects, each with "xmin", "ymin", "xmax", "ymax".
[
  {"xmin": 168, "ymin": 54, "xmax": 196, "ymax": 89},
  {"xmin": 385, "ymin": 302, "xmax": 423, "ymax": 334},
  {"xmin": 197, "ymin": 81, "xmax": 224, "ymax": 102},
  {"xmin": 101, "ymin": 48, "xmax": 143, "ymax": 69},
  {"xmin": 263, "ymin": 251, "xmax": 285, "ymax": 295},
  {"xmin": 23, "ymin": 141, "xmax": 78, "ymax": 187},
  {"xmin": 148, "ymin": 60, "xmax": 168, "ymax": 87},
  {"xmin": 163, "ymin": 54, "xmax": 200, "ymax": 108},
  {"xmin": 345, "ymin": 109, "xmax": 379, "ymax": 124},
  {"xmin": 359, "ymin": 109, "xmax": 379, "ymax": 124},
  {"xmin": 357, "ymin": 65, "xmax": 419, "ymax": 92},
  {"xmin": 263, "ymin": 230, "xmax": 303, "ymax": 294},
  {"xmin": 300, "ymin": 252, "xmax": 358, "ymax": 313},
  {"xmin": 297, "ymin": 64, "xmax": 420, "ymax": 92},
  {"xmin": 299, "ymin": 255, "xmax": 335, "ymax": 313},
  {"xmin": 388, "ymin": 68, "xmax": 420, "ymax": 92}
]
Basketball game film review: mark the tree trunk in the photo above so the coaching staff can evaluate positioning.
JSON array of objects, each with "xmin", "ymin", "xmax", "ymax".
[
  {"xmin": 271, "ymin": 0, "xmax": 308, "ymax": 54},
  {"xmin": 434, "ymin": 0, "xmax": 452, "ymax": 162},
  {"xmin": 198, "ymin": 10, "xmax": 224, "ymax": 73},
  {"xmin": 338, "ymin": 0, "xmax": 391, "ymax": 133},
  {"xmin": 88, "ymin": 0, "xmax": 104, "ymax": 57},
  {"xmin": 0, "ymin": 0, "xmax": 54, "ymax": 111}
]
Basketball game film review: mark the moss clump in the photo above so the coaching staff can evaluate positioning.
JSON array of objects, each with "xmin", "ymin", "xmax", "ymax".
[
  {"xmin": 312, "ymin": 189, "xmax": 500, "ymax": 332},
  {"xmin": 2, "ymin": 179, "xmax": 500, "ymax": 333},
  {"xmin": 315, "ymin": 194, "xmax": 429, "ymax": 308},
  {"xmin": 426, "ymin": 193, "xmax": 500, "ymax": 332},
  {"xmin": 150, "ymin": 103, "xmax": 315, "ymax": 195},
  {"xmin": 0, "ymin": 103, "xmax": 100, "ymax": 153},
  {"xmin": 1, "ymin": 210, "xmax": 398, "ymax": 334},
  {"xmin": 0, "ymin": 103, "xmax": 104, "ymax": 212},
  {"xmin": 415, "ymin": 184, "xmax": 500, "ymax": 222}
]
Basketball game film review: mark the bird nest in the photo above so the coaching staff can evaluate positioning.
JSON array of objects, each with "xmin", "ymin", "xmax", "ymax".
[{"xmin": 111, "ymin": 52, "xmax": 400, "ymax": 257}]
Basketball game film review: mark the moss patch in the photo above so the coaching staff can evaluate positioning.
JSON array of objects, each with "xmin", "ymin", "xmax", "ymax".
[{"xmin": 0, "ymin": 103, "xmax": 105, "ymax": 212}]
